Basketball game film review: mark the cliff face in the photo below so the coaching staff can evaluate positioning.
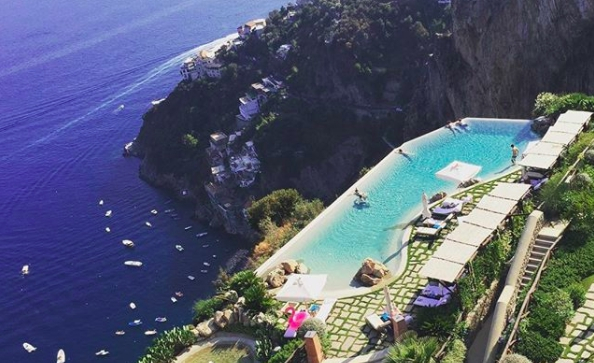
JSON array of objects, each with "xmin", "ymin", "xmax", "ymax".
[{"xmin": 417, "ymin": 0, "xmax": 594, "ymax": 123}]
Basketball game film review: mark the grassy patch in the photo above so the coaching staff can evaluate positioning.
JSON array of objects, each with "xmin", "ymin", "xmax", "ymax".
[
  {"xmin": 184, "ymin": 342, "xmax": 254, "ymax": 363},
  {"xmin": 581, "ymin": 274, "xmax": 594, "ymax": 289}
]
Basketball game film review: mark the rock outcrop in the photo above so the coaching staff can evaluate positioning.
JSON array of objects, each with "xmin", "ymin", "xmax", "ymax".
[{"xmin": 355, "ymin": 258, "xmax": 390, "ymax": 287}]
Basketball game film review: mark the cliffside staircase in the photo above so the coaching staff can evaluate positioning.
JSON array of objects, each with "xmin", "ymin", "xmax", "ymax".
[{"xmin": 519, "ymin": 221, "xmax": 568, "ymax": 289}]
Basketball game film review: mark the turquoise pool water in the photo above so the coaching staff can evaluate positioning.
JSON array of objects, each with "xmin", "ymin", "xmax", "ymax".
[{"xmin": 258, "ymin": 119, "xmax": 539, "ymax": 295}]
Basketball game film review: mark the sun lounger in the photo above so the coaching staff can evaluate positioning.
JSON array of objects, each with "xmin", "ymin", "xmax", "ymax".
[
  {"xmin": 315, "ymin": 298, "xmax": 337, "ymax": 322},
  {"xmin": 431, "ymin": 196, "xmax": 471, "ymax": 215},
  {"xmin": 416, "ymin": 225, "xmax": 445, "ymax": 238},
  {"xmin": 421, "ymin": 283, "xmax": 456, "ymax": 298},
  {"xmin": 422, "ymin": 213, "xmax": 454, "ymax": 226}
]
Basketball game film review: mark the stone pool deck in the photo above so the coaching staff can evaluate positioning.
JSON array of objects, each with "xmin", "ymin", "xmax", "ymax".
[
  {"xmin": 556, "ymin": 283, "xmax": 594, "ymax": 362},
  {"xmin": 313, "ymin": 171, "xmax": 524, "ymax": 359}
]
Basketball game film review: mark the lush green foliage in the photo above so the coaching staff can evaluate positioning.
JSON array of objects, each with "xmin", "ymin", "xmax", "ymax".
[
  {"xmin": 248, "ymin": 189, "xmax": 303, "ymax": 229},
  {"xmin": 192, "ymin": 297, "xmax": 224, "ymax": 322},
  {"xmin": 181, "ymin": 133, "xmax": 198, "ymax": 148},
  {"xmin": 500, "ymin": 354, "xmax": 533, "ymax": 363},
  {"xmin": 137, "ymin": 327, "xmax": 196, "ymax": 363},
  {"xmin": 566, "ymin": 282, "xmax": 587, "ymax": 309},
  {"xmin": 533, "ymin": 92, "xmax": 594, "ymax": 117},
  {"xmin": 227, "ymin": 270, "xmax": 262, "ymax": 296},
  {"xmin": 266, "ymin": 339, "xmax": 304, "ymax": 363},
  {"xmin": 516, "ymin": 332, "xmax": 563, "ymax": 363},
  {"xmin": 297, "ymin": 317, "xmax": 327, "ymax": 338},
  {"xmin": 440, "ymin": 339, "xmax": 466, "ymax": 363},
  {"xmin": 243, "ymin": 283, "xmax": 279, "ymax": 314},
  {"xmin": 384, "ymin": 332, "xmax": 438, "ymax": 363}
]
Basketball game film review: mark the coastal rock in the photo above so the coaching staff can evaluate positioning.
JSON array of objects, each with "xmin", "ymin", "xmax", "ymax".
[
  {"xmin": 266, "ymin": 268, "xmax": 286, "ymax": 288},
  {"xmin": 213, "ymin": 311, "xmax": 228, "ymax": 329},
  {"xmin": 355, "ymin": 258, "xmax": 390, "ymax": 286},
  {"xmin": 531, "ymin": 116, "xmax": 554, "ymax": 136},
  {"xmin": 224, "ymin": 290, "xmax": 239, "ymax": 303},
  {"xmin": 190, "ymin": 328, "xmax": 200, "ymax": 337},
  {"xmin": 360, "ymin": 274, "xmax": 381, "ymax": 287},
  {"xmin": 429, "ymin": 192, "xmax": 447, "ymax": 203},
  {"xmin": 236, "ymin": 296, "xmax": 246, "ymax": 307},
  {"xmin": 223, "ymin": 309, "xmax": 236, "ymax": 325},
  {"xmin": 281, "ymin": 260, "xmax": 299, "ymax": 274},
  {"xmin": 294, "ymin": 262, "xmax": 309, "ymax": 274},
  {"xmin": 196, "ymin": 319, "xmax": 218, "ymax": 338}
]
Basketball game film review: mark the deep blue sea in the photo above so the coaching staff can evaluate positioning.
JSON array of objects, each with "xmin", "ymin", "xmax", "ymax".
[{"xmin": 0, "ymin": 0, "xmax": 287, "ymax": 361}]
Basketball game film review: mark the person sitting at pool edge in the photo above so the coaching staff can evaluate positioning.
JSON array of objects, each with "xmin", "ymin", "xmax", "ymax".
[
  {"xmin": 355, "ymin": 188, "xmax": 367, "ymax": 200},
  {"xmin": 511, "ymin": 144, "xmax": 519, "ymax": 164}
]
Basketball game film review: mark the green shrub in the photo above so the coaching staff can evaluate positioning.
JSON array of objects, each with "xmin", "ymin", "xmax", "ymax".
[
  {"xmin": 192, "ymin": 297, "xmax": 224, "ymax": 322},
  {"xmin": 384, "ymin": 332, "xmax": 438, "ymax": 363},
  {"xmin": 566, "ymin": 283, "xmax": 587, "ymax": 309},
  {"xmin": 533, "ymin": 92, "xmax": 594, "ymax": 117},
  {"xmin": 247, "ymin": 189, "xmax": 303, "ymax": 230},
  {"xmin": 416, "ymin": 305, "xmax": 459, "ymax": 339},
  {"xmin": 500, "ymin": 353, "xmax": 533, "ymax": 363},
  {"xmin": 267, "ymin": 339, "xmax": 304, "ymax": 363},
  {"xmin": 516, "ymin": 331, "xmax": 563, "ymax": 363},
  {"xmin": 440, "ymin": 339, "xmax": 466, "ymax": 363},
  {"xmin": 297, "ymin": 317, "xmax": 326, "ymax": 338},
  {"xmin": 228, "ymin": 270, "xmax": 262, "ymax": 296},
  {"xmin": 584, "ymin": 150, "xmax": 594, "ymax": 165},
  {"xmin": 137, "ymin": 326, "xmax": 196, "ymax": 363},
  {"xmin": 243, "ymin": 283, "xmax": 278, "ymax": 314}
]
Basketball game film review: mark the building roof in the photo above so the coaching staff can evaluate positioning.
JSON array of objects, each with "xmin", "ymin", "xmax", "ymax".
[
  {"xmin": 245, "ymin": 18, "xmax": 266, "ymax": 28},
  {"xmin": 445, "ymin": 223, "xmax": 494, "ymax": 247},
  {"xmin": 518, "ymin": 153, "xmax": 559, "ymax": 170},
  {"xmin": 433, "ymin": 240, "xmax": 479, "ymax": 265},
  {"xmin": 487, "ymin": 182, "xmax": 531, "ymax": 201},
  {"xmin": 210, "ymin": 132, "xmax": 228, "ymax": 143},
  {"xmin": 541, "ymin": 131, "xmax": 576, "ymax": 145},
  {"xmin": 460, "ymin": 209, "xmax": 507, "ymax": 230},
  {"xmin": 475, "ymin": 195, "xmax": 518, "ymax": 215},
  {"xmin": 211, "ymin": 165, "xmax": 226, "ymax": 174},
  {"xmin": 419, "ymin": 257, "xmax": 465, "ymax": 283}
]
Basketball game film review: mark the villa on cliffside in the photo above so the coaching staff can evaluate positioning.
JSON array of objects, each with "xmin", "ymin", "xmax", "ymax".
[{"xmin": 236, "ymin": 76, "xmax": 285, "ymax": 127}]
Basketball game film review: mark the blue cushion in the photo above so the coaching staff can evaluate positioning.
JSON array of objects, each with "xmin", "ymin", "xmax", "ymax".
[{"xmin": 380, "ymin": 313, "xmax": 390, "ymax": 322}]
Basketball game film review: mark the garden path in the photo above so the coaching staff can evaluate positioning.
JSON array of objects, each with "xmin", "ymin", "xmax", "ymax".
[{"xmin": 556, "ymin": 283, "xmax": 594, "ymax": 362}]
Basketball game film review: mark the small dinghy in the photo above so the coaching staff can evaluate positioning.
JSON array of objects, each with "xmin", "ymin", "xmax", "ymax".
[
  {"xmin": 196, "ymin": 232, "xmax": 208, "ymax": 238},
  {"xmin": 184, "ymin": 226, "xmax": 192, "ymax": 230},
  {"xmin": 128, "ymin": 319, "xmax": 142, "ymax": 326},
  {"xmin": 57, "ymin": 349, "xmax": 66, "ymax": 363},
  {"xmin": 144, "ymin": 329, "xmax": 157, "ymax": 336},
  {"xmin": 150, "ymin": 209, "xmax": 158, "ymax": 215},
  {"xmin": 124, "ymin": 261, "xmax": 143, "ymax": 267},
  {"xmin": 175, "ymin": 245, "xmax": 184, "ymax": 252},
  {"xmin": 155, "ymin": 317, "xmax": 167, "ymax": 323},
  {"xmin": 201, "ymin": 270, "xmax": 208, "ymax": 273},
  {"xmin": 22, "ymin": 265, "xmax": 29, "ymax": 275},
  {"xmin": 122, "ymin": 239, "xmax": 135, "ymax": 248},
  {"xmin": 99, "ymin": 200, "xmax": 104, "ymax": 206},
  {"xmin": 187, "ymin": 275, "xmax": 195, "ymax": 281},
  {"xmin": 213, "ymin": 255, "xmax": 217, "ymax": 258},
  {"xmin": 164, "ymin": 209, "xmax": 174, "ymax": 213},
  {"xmin": 203, "ymin": 262, "xmax": 210, "ymax": 267},
  {"xmin": 105, "ymin": 210, "xmax": 112, "ymax": 217},
  {"xmin": 23, "ymin": 342, "xmax": 36, "ymax": 353},
  {"xmin": 115, "ymin": 330, "xmax": 125, "ymax": 336},
  {"xmin": 105, "ymin": 227, "xmax": 111, "ymax": 233},
  {"xmin": 129, "ymin": 302, "xmax": 136, "ymax": 310},
  {"xmin": 95, "ymin": 350, "xmax": 109, "ymax": 356},
  {"xmin": 145, "ymin": 221, "xmax": 152, "ymax": 228},
  {"xmin": 171, "ymin": 297, "xmax": 177, "ymax": 303},
  {"xmin": 174, "ymin": 291, "xmax": 183, "ymax": 297},
  {"xmin": 202, "ymin": 244, "xmax": 210, "ymax": 248}
]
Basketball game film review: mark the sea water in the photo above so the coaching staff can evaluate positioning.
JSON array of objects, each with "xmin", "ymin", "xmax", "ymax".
[{"xmin": 0, "ymin": 0, "xmax": 288, "ymax": 361}]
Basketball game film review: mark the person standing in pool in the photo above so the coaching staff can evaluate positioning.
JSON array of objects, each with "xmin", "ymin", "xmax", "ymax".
[{"xmin": 511, "ymin": 144, "xmax": 519, "ymax": 164}]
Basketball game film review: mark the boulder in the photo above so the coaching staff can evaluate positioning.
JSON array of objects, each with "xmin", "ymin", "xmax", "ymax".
[
  {"xmin": 266, "ymin": 268, "xmax": 286, "ymax": 288},
  {"xmin": 294, "ymin": 262, "xmax": 309, "ymax": 274},
  {"xmin": 355, "ymin": 258, "xmax": 389, "ymax": 286},
  {"xmin": 281, "ymin": 260, "xmax": 299, "ymax": 274},
  {"xmin": 531, "ymin": 116, "xmax": 554, "ymax": 136},
  {"xmin": 224, "ymin": 290, "xmax": 239, "ymax": 303},
  {"xmin": 360, "ymin": 273, "xmax": 381, "ymax": 286},
  {"xmin": 223, "ymin": 308, "xmax": 236, "ymax": 325},
  {"xmin": 213, "ymin": 310, "xmax": 228, "ymax": 329},
  {"xmin": 429, "ymin": 191, "xmax": 447, "ymax": 203},
  {"xmin": 196, "ymin": 319, "xmax": 218, "ymax": 338},
  {"xmin": 359, "ymin": 258, "xmax": 375, "ymax": 276}
]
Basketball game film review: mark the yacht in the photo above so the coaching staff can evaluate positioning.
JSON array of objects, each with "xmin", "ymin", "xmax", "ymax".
[
  {"xmin": 184, "ymin": 226, "xmax": 192, "ymax": 230},
  {"xmin": 145, "ymin": 221, "xmax": 152, "ymax": 228},
  {"xmin": 151, "ymin": 98, "xmax": 166, "ymax": 106},
  {"xmin": 95, "ymin": 350, "xmax": 109, "ymax": 356},
  {"xmin": 105, "ymin": 210, "xmax": 112, "ymax": 217},
  {"xmin": 21, "ymin": 265, "xmax": 29, "ymax": 275},
  {"xmin": 124, "ymin": 261, "xmax": 143, "ymax": 267},
  {"xmin": 175, "ymin": 245, "xmax": 184, "ymax": 252},
  {"xmin": 22, "ymin": 343, "xmax": 36, "ymax": 353},
  {"xmin": 201, "ymin": 270, "xmax": 208, "ymax": 273},
  {"xmin": 57, "ymin": 349, "xmax": 66, "ymax": 363},
  {"xmin": 187, "ymin": 275, "xmax": 195, "ymax": 281},
  {"xmin": 150, "ymin": 209, "xmax": 158, "ymax": 215},
  {"xmin": 171, "ymin": 297, "xmax": 177, "ymax": 303},
  {"xmin": 129, "ymin": 302, "xmax": 136, "ymax": 310},
  {"xmin": 105, "ymin": 227, "xmax": 111, "ymax": 233},
  {"xmin": 202, "ymin": 244, "xmax": 210, "ymax": 248},
  {"xmin": 122, "ymin": 239, "xmax": 135, "ymax": 248},
  {"xmin": 155, "ymin": 317, "xmax": 167, "ymax": 323},
  {"xmin": 196, "ymin": 232, "xmax": 208, "ymax": 238},
  {"xmin": 115, "ymin": 330, "xmax": 125, "ymax": 336},
  {"xmin": 144, "ymin": 329, "xmax": 158, "ymax": 336},
  {"xmin": 128, "ymin": 320, "xmax": 142, "ymax": 326},
  {"xmin": 99, "ymin": 200, "xmax": 104, "ymax": 206},
  {"xmin": 203, "ymin": 262, "xmax": 210, "ymax": 267}
]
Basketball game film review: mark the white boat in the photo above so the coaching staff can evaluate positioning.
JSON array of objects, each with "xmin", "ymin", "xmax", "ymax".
[
  {"xmin": 129, "ymin": 302, "xmax": 136, "ymax": 310},
  {"xmin": 174, "ymin": 291, "xmax": 183, "ymax": 297},
  {"xmin": 164, "ymin": 209, "xmax": 174, "ymax": 213},
  {"xmin": 155, "ymin": 317, "xmax": 167, "ymax": 323},
  {"xmin": 151, "ymin": 98, "xmax": 166, "ymax": 106},
  {"xmin": 23, "ymin": 342, "xmax": 36, "ymax": 353},
  {"xmin": 115, "ymin": 330, "xmax": 125, "ymax": 336},
  {"xmin": 202, "ymin": 244, "xmax": 209, "ymax": 248},
  {"xmin": 99, "ymin": 200, "xmax": 104, "ymax": 206},
  {"xmin": 150, "ymin": 209, "xmax": 158, "ymax": 215},
  {"xmin": 187, "ymin": 275, "xmax": 195, "ymax": 281},
  {"xmin": 175, "ymin": 245, "xmax": 184, "ymax": 252},
  {"xmin": 171, "ymin": 297, "xmax": 177, "ymax": 303},
  {"xmin": 128, "ymin": 319, "xmax": 142, "ymax": 326},
  {"xmin": 201, "ymin": 270, "xmax": 208, "ymax": 273},
  {"xmin": 184, "ymin": 226, "xmax": 192, "ymax": 230},
  {"xmin": 105, "ymin": 210, "xmax": 112, "ymax": 217},
  {"xmin": 196, "ymin": 232, "xmax": 208, "ymax": 238},
  {"xmin": 21, "ymin": 265, "xmax": 29, "ymax": 275},
  {"xmin": 144, "ymin": 329, "xmax": 158, "ymax": 336},
  {"xmin": 95, "ymin": 350, "xmax": 109, "ymax": 356},
  {"xmin": 57, "ymin": 349, "xmax": 66, "ymax": 363},
  {"xmin": 213, "ymin": 255, "xmax": 217, "ymax": 258},
  {"xmin": 124, "ymin": 261, "xmax": 143, "ymax": 267},
  {"xmin": 105, "ymin": 227, "xmax": 111, "ymax": 233},
  {"xmin": 122, "ymin": 239, "xmax": 135, "ymax": 248},
  {"xmin": 203, "ymin": 262, "xmax": 210, "ymax": 267},
  {"xmin": 145, "ymin": 221, "xmax": 152, "ymax": 228}
]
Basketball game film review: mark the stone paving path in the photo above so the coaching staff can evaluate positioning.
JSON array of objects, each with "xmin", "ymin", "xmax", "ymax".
[
  {"xmin": 557, "ymin": 284, "xmax": 594, "ymax": 362},
  {"xmin": 320, "ymin": 171, "xmax": 522, "ymax": 359}
]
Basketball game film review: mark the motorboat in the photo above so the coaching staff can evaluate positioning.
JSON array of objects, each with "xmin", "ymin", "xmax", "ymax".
[
  {"xmin": 105, "ymin": 227, "xmax": 111, "ymax": 233},
  {"xmin": 22, "ymin": 265, "xmax": 29, "ymax": 275},
  {"xmin": 213, "ymin": 254, "xmax": 217, "ymax": 258},
  {"xmin": 201, "ymin": 270, "xmax": 208, "ymax": 273},
  {"xmin": 129, "ymin": 302, "xmax": 136, "ymax": 310},
  {"xmin": 203, "ymin": 262, "xmax": 210, "ymax": 267},
  {"xmin": 57, "ymin": 349, "xmax": 66, "ymax": 363},
  {"xmin": 145, "ymin": 221, "xmax": 152, "ymax": 228},
  {"xmin": 171, "ymin": 297, "xmax": 177, "ymax": 303},
  {"xmin": 122, "ymin": 239, "xmax": 135, "ymax": 248},
  {"xmin": 95, "ymin": 350, "xmax": 109, "ymax": 356},
  {"xmin": 150, "ymin": 209, "xmax": 158, "ymax": 215},
  {"xmin": 128, "ymin": 320, "xmax": 142, "ymax": 326},
  {"xmin": 174, "ymin": 291, "xmax": 183, "ymax": 297},
  {"xmin": 23, "ymin": 342, "xmax": 36, "ymax": 352},
  {"xmin": 184, "ymin": 226, "xmax": 192, "ymax": 230},
  {"xmin": 151, "ymin": 98, "xmax": 166, "ymax": 106},
  {"xmin": 164, "ymin": 209, "xmax": 174, "ymax": 213},
  {"xmin": 105, "ymin": 210, "xmax": 112, "ymax": 217},
  {"xmin": 144, "ymin": 329, "xmax": 157, "ymax": 336},
  {"xmin": 99, "ymin": 200, "xmax": 104, "ymax": 206},
  {"xmin": 115, "ymin": 330, "xmax": 125, "ymax": 336},
  {"xmin": 202, "ymin": 244, "xmax": 209, "ymax": 248},
  {"xmin": 124, "ymin": 261, "xmax": 143, "ymax": 267},
  {"xmin": 170, "ymin": 213, "xmax": 179, "ymax": 218},
  {"xmin": 175, "ymin": 245, "xmax": 184, "ymax": 252},
  {"xmin": 155, "ymin": 317, "xmax": 167, "ymax": 323},
  {"xmin": 196, "ymin": 232, "xmax": 208, "ymax": 238},
  {"xmin": 187, "ymin": 275, "xmax": 195, "ymax": 281}
]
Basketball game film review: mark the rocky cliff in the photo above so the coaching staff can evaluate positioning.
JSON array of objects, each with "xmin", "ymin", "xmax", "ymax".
[{"xmin": 410, "ymin": 0, "xmax": 594, "ymax": 129}]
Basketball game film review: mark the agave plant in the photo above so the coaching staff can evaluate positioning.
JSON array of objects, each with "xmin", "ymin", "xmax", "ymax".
[{"xmin": 384, "ymin": 332, "xmax": 438, "ymax": 363}]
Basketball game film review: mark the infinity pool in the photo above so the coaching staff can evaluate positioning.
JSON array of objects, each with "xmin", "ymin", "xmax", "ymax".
[{"xmin": 257, "ymin": 119, "xmax": 539, "ymax": 296}]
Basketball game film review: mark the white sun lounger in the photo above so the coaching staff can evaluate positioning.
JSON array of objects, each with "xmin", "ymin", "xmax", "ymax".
[{"xmin": 315, "ymin": 298, "xmax": 337, "ymax": 322}]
